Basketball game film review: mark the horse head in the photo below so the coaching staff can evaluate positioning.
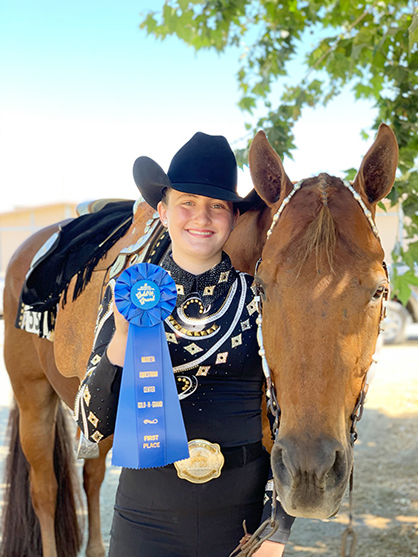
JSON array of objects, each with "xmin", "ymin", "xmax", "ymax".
[{"xmin": 244, "ymin": 124, "xmax": 398, "ymax": 519}]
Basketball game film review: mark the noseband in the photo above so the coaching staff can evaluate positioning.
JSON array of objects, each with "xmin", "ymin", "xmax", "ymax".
[{"xmin": 253, "ymin": 178, "xmax": 389, "ymax": 443}]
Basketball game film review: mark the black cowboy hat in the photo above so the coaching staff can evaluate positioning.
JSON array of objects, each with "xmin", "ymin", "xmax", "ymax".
[{"xmin": 133, "ymin": 132, "xmax": 248, "ymax": 210}]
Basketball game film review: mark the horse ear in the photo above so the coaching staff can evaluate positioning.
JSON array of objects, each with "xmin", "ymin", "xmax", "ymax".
[
  {"xmin": 353, "ymin": 123, "xmax": 398, "ymax": 205},
  {"xmin": 249, "ymin": 131, "xmax": 293, "ymax": 207}
]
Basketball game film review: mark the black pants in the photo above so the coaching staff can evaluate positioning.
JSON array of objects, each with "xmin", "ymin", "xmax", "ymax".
[{"xmin": 108, "ymin": 451, "xmax": 270, "ymax": 557}]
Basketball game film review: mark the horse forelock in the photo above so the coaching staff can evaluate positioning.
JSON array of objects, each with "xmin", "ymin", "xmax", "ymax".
[
  {"xmin": 275, "ymin": 175, "xmax": 378, "ymax": 277},
  {"xmin": 296, "ymin": 204, "xmax": 337, "ymax": 275},
  {"xmin": 280, "ymin": 176, "xmax": 339, "ymax": 275}
]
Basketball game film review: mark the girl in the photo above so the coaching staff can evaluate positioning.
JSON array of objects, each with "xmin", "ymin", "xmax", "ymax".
[{"xmin": 75, "ymin": 132, "xmax": 294, "ymax": 556}]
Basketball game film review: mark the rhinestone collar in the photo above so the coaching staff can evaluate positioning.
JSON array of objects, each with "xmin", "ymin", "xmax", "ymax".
[{"xmin": 160, "ymin": 251, "xmax": 237, "ymax": 307}]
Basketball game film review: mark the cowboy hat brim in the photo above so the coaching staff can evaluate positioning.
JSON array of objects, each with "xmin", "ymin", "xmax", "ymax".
[{"xmin": 133, "ymin": 156, "xmax": 248, "ymax": 210}]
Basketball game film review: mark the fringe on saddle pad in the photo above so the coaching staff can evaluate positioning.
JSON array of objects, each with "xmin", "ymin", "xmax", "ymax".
[{"xmin": 21, "ymin": 200, "xmax": 135, "ymax": 313}]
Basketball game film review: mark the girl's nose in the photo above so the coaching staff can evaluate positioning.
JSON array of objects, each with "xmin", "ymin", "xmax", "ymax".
[{"xmin": 193, "ymin": 205, "xmax": 211, "ymax": 225}]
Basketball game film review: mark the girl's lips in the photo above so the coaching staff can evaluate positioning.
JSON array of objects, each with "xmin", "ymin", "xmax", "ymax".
[{"xmin": 186, "ymin": 229, "xmax": 215, "ymax": 237}]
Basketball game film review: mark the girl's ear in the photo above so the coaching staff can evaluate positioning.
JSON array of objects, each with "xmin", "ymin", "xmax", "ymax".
[{"xmin": 157, "ymin": 201, "xmax": 168, "ymax": 227}]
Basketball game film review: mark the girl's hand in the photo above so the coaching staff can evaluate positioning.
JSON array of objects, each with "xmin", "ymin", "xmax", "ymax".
[
  {"xmin": 254, "ymin": 540, "xmax": 285, "ymax": 556},
  {"xmin": 112, "ymin": 299, "xmax": 129, "ymax": 336},
  {"xmin": 239, "ymin": 535, "xmax": 285, "ymax": 557},
  {"xmin": 106, "ymin": 301, "xmax": 129, "ymax": 366}
]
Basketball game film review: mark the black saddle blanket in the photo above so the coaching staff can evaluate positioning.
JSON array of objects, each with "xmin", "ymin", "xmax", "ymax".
[{"xmin": 21, "ymin": 200, "xmax": 134, "ymax": 313}]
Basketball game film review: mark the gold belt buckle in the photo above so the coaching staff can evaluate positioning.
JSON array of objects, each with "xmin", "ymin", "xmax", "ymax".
[{"xmin": 174, "ymin": 439, "xmax": 225, "ymax": 484}]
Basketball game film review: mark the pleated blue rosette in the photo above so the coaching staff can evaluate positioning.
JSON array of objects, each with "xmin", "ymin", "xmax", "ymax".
[{"xmin": 112, "ymin": 263, "xmax": 189, "ymax": 469}]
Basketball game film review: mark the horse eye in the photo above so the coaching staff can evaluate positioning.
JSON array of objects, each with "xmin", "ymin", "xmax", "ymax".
[{"xmin": 372, "ymin": 285, "xmax": 386, "ymax": 300}]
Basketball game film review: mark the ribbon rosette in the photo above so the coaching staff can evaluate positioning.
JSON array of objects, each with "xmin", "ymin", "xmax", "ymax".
[{"xmin": 112, "ymin": 263, "xmax": 189, "ymax": 469}]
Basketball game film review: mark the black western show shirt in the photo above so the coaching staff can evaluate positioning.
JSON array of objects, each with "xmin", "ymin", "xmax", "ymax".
[{"xmin": 74, "ymin": 252, "xmax": 294, "ymax": 544}]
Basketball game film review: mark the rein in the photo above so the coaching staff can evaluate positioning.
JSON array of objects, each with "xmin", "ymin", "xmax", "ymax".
[{"xmin": 240, "ymin": 178, "xmax": 389, "ymax": 557}]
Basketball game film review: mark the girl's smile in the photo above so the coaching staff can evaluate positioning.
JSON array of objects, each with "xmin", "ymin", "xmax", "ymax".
[{"xmin": 158, "ymin": 190, "xmax": 238, "ymax": 274}]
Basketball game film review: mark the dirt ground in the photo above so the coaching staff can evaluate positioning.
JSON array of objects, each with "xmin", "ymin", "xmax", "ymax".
[
  {"xmin": 284, "ymin": 339, "xmax": 418, "ymax": 557},
  {"xmin": 0, "ymin": 322, "xmax": 417, "ymax": 556}
]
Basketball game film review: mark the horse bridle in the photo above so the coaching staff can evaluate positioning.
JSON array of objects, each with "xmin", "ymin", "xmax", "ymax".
[{"xmin": 253, "ymin": 178, "xmax": 388, "ymax": 440}]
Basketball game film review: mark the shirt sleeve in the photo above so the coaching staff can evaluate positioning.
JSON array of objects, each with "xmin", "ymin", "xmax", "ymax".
[
  {"xmin": 74, "ymin": 282, "xmax": 122, "ymax": 443},
  {"xmin": 74, "ymin": 350, "xmax": 122, "ymax": 443},
  {"xmin": 260, "ymin": 469, "xmax": 296, "ymax": 544}
]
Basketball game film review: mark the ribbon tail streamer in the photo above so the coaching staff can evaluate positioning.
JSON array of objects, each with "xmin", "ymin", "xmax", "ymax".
[
  {"xmin": 112, "ymin": 323, "xmax": 189, "ymax": 468},
  {"xmin": 160, "ymin": 322, "xmax": 190, "ymax": 464}
]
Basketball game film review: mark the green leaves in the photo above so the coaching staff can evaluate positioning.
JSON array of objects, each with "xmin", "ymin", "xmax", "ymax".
[
  {"xmin": 409, "ymin": 10, "xmax": 418, "ymax": 51},
  {"xmin": 141, "ymin": 0, "xmax": 418, "ymax": 298},
  {"xmin": 238, "ymin": 96, "xmax": 256, "ymax": 112},
  {"xmin": 392, "ymin": 267, "xmax": 418, "ymax": 306}
]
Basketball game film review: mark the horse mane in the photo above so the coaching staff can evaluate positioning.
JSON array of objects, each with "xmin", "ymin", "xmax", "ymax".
[{"xmin": 295, "ymin": 203, "xmax": 337, "ymax": 276}]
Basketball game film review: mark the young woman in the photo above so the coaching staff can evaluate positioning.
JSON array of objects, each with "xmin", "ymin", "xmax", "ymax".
[{"xmin": 75, "ymin": 132, "xmax": 294, "ymax": 556}]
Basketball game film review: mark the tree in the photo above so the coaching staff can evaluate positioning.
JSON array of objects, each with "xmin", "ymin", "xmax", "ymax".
[{"xmin": 141, "ymin": 0, "xmax": 418, "ymax": 301}]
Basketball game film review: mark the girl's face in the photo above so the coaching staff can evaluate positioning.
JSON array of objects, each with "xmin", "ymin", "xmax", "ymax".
[{"xmin": 158, "ymin": 189, "xmax": 237, "ymax": 268}]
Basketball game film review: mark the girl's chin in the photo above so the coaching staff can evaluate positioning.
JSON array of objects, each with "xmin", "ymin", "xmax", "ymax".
[{"xmin": 182, "ymin": 242, "xmax": 222, "ymax": 259}]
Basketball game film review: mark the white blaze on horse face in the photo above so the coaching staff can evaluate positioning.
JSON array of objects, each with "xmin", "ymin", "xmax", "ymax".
[{"xmin": 158, "ymin": 190, "xmax": 236, "ymax": 272}]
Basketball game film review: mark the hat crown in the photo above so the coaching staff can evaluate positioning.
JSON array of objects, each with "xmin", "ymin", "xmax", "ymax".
[{"xmin": 167, "ymin": 132, "xmax": 237, "ymax": 193}]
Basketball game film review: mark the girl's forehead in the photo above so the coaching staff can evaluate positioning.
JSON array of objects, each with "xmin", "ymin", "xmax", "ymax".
[
  {"xmin": 171, "ymin": 191, "xmax": 215, "ymax": 201},
  {"xmin": 169, "ymin": 190, "xmax": 233, "ymax": 207}
]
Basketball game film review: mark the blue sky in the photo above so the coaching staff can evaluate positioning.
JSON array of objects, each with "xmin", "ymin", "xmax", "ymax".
[{"xmin": 0, "ymin": 0, "xmax": 377, "ymax": 212}]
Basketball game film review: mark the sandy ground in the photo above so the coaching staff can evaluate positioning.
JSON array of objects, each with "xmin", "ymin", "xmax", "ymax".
[{"xmin": 0, "ymin": 320, "xmax": 417, "ymax": 556}]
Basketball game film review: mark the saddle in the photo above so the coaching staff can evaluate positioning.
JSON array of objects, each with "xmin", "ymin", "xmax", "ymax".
[
  {"xmin": 21, "ymin": 200, "xmax": 135, "ymax": 310},
  {"xmin": 76, "ymin": 198, "xmax": 131, "ymax": 216},
  {"xmin": 15, "ymin": 199, "xmax": 171, "ymax": 353}
]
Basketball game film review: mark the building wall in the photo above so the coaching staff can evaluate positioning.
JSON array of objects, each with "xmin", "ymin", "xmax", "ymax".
[{"xmin": 375, "ymin": 202, "xmax": 402, "ymax": 265}]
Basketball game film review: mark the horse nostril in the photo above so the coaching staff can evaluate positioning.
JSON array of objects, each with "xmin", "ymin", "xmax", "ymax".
[
  {"xmin": 330, "ymin": 449, "xmax": 346, "ymax": 483},
  {"xmin": 272, "ymin": 444, "xmax": 294, "ymax": 488}
]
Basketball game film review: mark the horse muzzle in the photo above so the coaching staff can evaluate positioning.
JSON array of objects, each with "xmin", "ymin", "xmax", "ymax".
[{"xmin": 271, "ymin": 434, "xmax": 353, "ymax": 519}]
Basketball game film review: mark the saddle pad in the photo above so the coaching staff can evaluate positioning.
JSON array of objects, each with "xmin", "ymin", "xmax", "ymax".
[
  {"xmin": 15, "ymin": 209, "xmax": 171, "ymax": 340},
  {"xmin": 15, "ymin": 201, "xmax": 134, "ymax": 337},
  {"xmin": 21, "ymin": 200, "xmax": 135, "ymax": 312}
]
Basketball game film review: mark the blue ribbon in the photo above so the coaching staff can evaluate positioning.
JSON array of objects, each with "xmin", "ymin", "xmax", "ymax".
[{"xmin": 112, "ymin": 263, "xmax": 189, "ymax": 469}]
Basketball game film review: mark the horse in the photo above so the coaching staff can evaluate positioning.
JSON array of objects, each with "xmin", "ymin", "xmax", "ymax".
[{"xmin": 1, "ymin": 123, "xmax": 398, "ymax": 556}]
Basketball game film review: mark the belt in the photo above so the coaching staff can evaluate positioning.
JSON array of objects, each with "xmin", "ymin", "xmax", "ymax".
[
  {"xmin": 168, "ymin": 441, "xmax": 263, "ymax": 471},
  {"xmin": 172, "ymin": 439, "xmax": 264, "ymax": 483},
  {"xmin": 222, "ymin": 441, "xmax": 264, "ymax": 469}
]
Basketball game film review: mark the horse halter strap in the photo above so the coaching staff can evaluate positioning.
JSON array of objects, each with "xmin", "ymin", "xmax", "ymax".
[
  {"xmin": 254, "ymin": 177, "xmax": 387, "ymax": 440},
  {"xmin": 266, "ymin": 178, "xmax": 380, "ymax": 241}
]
